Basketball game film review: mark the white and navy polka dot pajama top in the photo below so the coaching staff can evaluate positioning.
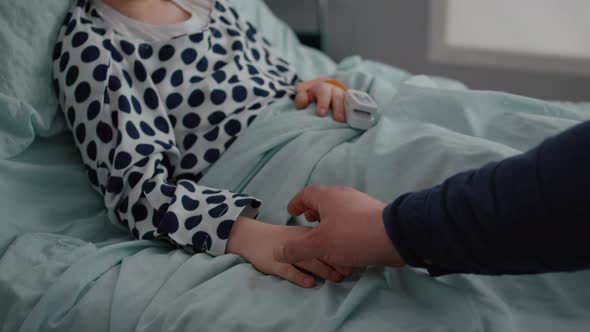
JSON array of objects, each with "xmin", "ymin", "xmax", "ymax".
[{"xmin": 52, "ymin": 0, "xmax": 299, "ymax": 255}]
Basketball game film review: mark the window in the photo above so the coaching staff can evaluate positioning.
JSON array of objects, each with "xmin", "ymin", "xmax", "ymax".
[{"xmin": 429, "ymin": 0, "xmax": 590, "ymax": 76}]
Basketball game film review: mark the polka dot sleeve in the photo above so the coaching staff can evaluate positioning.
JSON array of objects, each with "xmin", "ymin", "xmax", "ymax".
[{"xmin": 53, "ymin": 33, "xmax": 261, "ymax": 258}]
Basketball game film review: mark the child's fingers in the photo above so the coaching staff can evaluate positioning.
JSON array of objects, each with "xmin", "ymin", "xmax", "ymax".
[
  {"xmin": 294, "ymin": 90, "xmax": 310, "ymax": 109},
  {"xmin": 295, "ymin": 260, "xmax": 343, "ymax": 282},
  {"xmin": 275, "ymin": 263, "xmax": 316, "ymax": 288},
  {"xmin": 296, "ymin": 78, "xmax": 328, "ymax": 93},
  {"xmin": 312, "ymin": 84, "xmax": 332, "ymax": 117},
  {"xmin": 331, "ymin": 88, "xmax": 346, "ymax": 122}
]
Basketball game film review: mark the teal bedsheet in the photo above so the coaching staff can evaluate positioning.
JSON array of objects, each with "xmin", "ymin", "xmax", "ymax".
[{"xmin": 2, "ymin": 1, "xmax": 590, "ymax": 331}]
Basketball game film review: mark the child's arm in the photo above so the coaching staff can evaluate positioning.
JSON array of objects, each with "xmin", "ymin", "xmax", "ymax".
[
  {"xmin": 53, "ymin": 36, "xmax": 348, "ymax": 288},
  {"xmin": 294, "ymin": 78, "xmax": 347, "ymax": 123},
  {"xmin": 55, "ymin": 55, "xmax": 261, "ymax": 256}
]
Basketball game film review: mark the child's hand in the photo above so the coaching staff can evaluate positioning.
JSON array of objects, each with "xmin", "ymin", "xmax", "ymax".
[
  {"xmin": 226, "ymin": 216, "xmax": 353, "ymax": 288},
  {"xmin": 294, "ymin": 78, "xmax": 347, "ymax": 123}
]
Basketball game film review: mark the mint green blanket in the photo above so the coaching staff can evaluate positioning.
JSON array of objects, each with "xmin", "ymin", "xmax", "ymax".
[{"xmin": 2, "ymin": 1, "xmax": 590, "ymax": 331}]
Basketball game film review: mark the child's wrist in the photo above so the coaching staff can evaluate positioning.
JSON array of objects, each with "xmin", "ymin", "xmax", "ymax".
[{"xmin": 225, "ymin": 216, "xmax": 266, "ymax": 257}]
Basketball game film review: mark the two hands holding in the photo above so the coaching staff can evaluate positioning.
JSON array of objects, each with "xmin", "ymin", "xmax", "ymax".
[
  {"xmin": 226, "ymin": 79, "xmax": 405, "ymax": 288},
  {"xmin": 226, "ymin": 186, "xmax": 405, "ymax": 288}
]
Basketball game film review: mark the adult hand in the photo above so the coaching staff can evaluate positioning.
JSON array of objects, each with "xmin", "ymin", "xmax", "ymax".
[
  {"xmin": 226, "ymin": 216, "xmax": 352, "ymax": 288},
  {"xmin": 274, "ymin": 186, "xmax": 406, "ymax": 268}
]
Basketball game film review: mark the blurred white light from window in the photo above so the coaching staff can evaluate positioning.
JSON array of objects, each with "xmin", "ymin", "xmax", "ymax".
[{"xmin": 445, "ymin": 0, "xmax": 590, "ymax": 59}]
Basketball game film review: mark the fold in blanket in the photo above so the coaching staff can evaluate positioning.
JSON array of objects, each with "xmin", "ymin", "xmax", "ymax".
[{"xmin": 3, "ymin": 57, "xmax": 590, "ymax": 331}]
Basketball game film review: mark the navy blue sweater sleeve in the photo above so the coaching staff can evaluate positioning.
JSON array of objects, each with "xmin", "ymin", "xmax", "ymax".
[{"xmin": 383, "ymin": 120, "xmax": 590, "ymax": 276}]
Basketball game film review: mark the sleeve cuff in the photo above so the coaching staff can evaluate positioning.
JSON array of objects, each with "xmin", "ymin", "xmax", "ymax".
[
  {"xmin": 161, "ymin": 181, "xmax": 262, "ymax": 257},
  {"xmin": 384, "ymin": 189, "xmax": 457, "ymax": 277},
  {"xmin": 206, "ymin": 193, "xmax": 262, "ymax": 256},
  {"xmin": 383, "ymin": 193, "xmax": 428, "ymax": 268}
]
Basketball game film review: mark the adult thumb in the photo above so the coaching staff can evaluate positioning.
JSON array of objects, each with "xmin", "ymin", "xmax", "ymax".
[{"xmin": 274, "ymin": 229, "xmax": 323, "ymax": 264}]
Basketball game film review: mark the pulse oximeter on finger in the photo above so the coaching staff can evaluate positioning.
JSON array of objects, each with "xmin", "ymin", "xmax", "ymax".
[{"xmin": 344, "ymin": 89, "xmax": 378, "ymax": 130}]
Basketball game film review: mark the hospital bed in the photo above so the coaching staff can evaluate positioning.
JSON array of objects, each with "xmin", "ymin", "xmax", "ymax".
[{"xmin": 1, "ymin": 0, "xmax": 590, "ymax": 331}]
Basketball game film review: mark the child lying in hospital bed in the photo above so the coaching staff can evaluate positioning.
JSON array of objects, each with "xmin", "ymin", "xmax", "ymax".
[{"xmin": 53, "ymin": 0, "xmax": 354, "ymax": 288}]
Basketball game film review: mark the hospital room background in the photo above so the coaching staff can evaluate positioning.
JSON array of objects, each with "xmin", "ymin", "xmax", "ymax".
[
  {"xmin": 1, "ymin": 0, "xmax": 590, "ymax": 331},
  {"xmin": 267, "ymin": 0, "xmax": 590, "ymax": 101}
]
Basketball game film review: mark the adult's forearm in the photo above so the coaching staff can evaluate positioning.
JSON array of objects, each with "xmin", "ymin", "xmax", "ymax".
[{"xmin": 383, "ymin": 120, "xmax": 590, "ymax": 276}]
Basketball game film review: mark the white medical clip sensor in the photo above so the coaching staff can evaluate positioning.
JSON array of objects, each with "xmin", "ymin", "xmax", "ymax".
[{"xmin": 344, "ymin": 89, "xmax": 378, "ymax": 130}]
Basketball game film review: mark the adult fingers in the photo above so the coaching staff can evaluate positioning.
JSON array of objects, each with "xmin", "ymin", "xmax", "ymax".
[
  {"xmin": 295, "ymin": 259, "xmax": 343, "ymax": 282},
  {"xmin": 331, "ymin": 88, "xmax": 346, "ymax": 122},
  {"xmin": 287, "ymin": 185, "xmax": 324, "ymax": 216},
  {"xmin": 274, "ymin": 227, "xmax": 324, "ymax": 264},
  {"xmin": 274, "ymin": 263, "xmax": 316, "ymax": 288},
  {"xmin": 304, "ymin": 209, "xmax": 320, "ymax": 222},
  {"xmin": 332, "ymin": 265, "xmax": 353, "ymax": 277}
]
